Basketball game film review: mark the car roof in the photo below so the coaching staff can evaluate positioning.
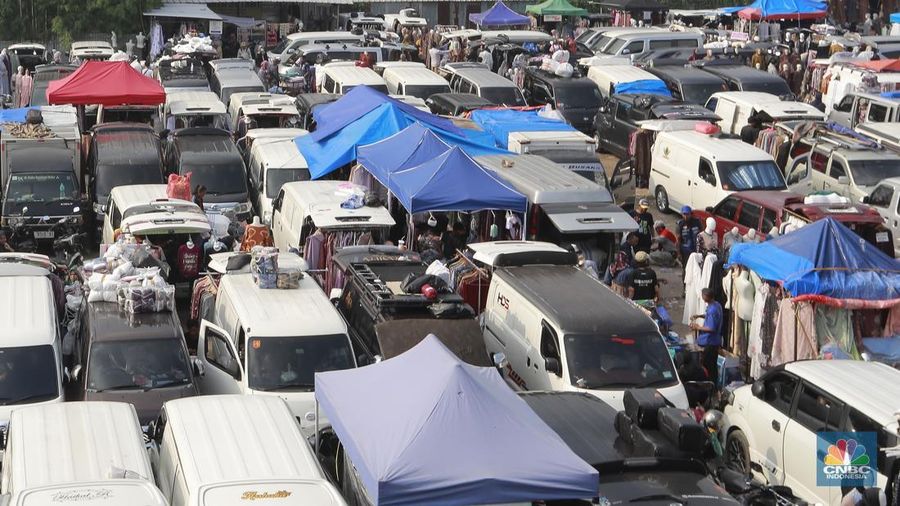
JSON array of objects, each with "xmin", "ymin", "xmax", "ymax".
[
  {"xmin": 453, "ymin": 67, "xmax": 519, "ymax": 88},
  {"xmin": 250, "ymin": 138, "xmax": 309, "ymax": 169},
  {"xmin": 383, "ymin": 66, "xmax": 448, "ymax": 86},
  {"xmin": 784, "ymin": 360, "xmax": 900, "ymax": 426},
  {"xmin": 467, "ymin": 241, "xmax": 570, "ymax": 267},
  {"xmin": 709, "ymin": 91, "xmax": 783, "ymax": 105},
  {"xmin": 86, "ymin": 301, "xmax": 182, "ymax": 342},
  {"xmin": 322, "ymin": 64, "xmax": 385, "ymax": 86},
  {"xmin": 286, "ymin": 31, "xmax": 364, "ymax": 42},
  {"xmin": 281, "ymin": 180, "xmax": 395, "ymax": 229},
  {"xmin": 110, "ymin": 184, "xmax": 183, "ymax": 213},
  {"xmin": 648, "ymin": 65, "xmax": 727, "ymax": 84},
  {"xmin": 703, "ymin": 65, "xmax": 785, "ymax": 82},
  {"xmin": 658, "ymin": 130, "xmax": 775, "ymax": 162},
  {"xmin": 428, "ymin": 92, "xmax": 493, "ymax": 108},
  {"xmin": 172, "ymin": 128, "xmax": 238, "ymax": 153},
  {"xmin": 240, "ymin": 103, "xmax": 300, "ymax": 116},
  {"xmin": 727, "ymin": 190, "xmax": 800, "ymax": 209},
  {"xmin": 476, "ymin": 154, "xmax": 611, "ymax": 204},
  {"xmin": 92, "ymin": 124, "xmax": 160, "ymax": 165},
  {"xmin": 295, "ymin": 93, "xmax": 341, "ymax": 109},
  {"xmin": 0, "ymin": 275, "xmax": 56, "ymax": 347},
  {"xmin": 244, "ymin": 127, "xmax": 308, "ymax": 142},
  {"xmin": 614, "ymin": 30, "xmax": 703, "ymax": 41}
]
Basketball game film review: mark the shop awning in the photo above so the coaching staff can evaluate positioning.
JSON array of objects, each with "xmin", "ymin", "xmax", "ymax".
[
  {"xmin": 143, "ymin": 3, "xmax": 223, "ymax": 20},
  {"xmin": 599, "ymin": 0, "xmax": 668, "ymax": 11},
  {"xmin": 525, "ymin": 0, "xmax": 588, "ymax": 17},
  {"xmin": 47, "ymin": 61, "xmax": 166, "ymax": 106}
]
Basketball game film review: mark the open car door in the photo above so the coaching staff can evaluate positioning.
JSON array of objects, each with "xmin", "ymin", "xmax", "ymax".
[{"xmin": 195, "ymin": 320, "xmax": 243, "ymax": 395}]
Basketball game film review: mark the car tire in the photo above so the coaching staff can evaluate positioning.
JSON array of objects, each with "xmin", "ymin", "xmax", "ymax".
[
  {"xmin": 655, "ymin": 186, "xmax": 670, "ymax": 213},
  {"xmin": 725, "ymin": 429, "xmax": 751, "ymax": 477},
  {"xmin": 594, "ymin": 133, "xmax": 607, "ymax": 154},
  {"xmin": 890, "ymin": 467, "xmax": 900, "ymax": 506}
]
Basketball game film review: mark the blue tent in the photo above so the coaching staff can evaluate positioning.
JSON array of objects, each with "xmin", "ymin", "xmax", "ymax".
[
  {"xmin": 469, "ymin": 1, "xmax": 531, "ymax": 27},
  {"xmin": 356, "ymin": 123, "xmax": 451, "ymax": 187},
  {"xmin": 719, "ymin": 0, "xmax": 826, "ymax": 19},
  {"xmin": 728, "ymin": 218, "xmax": 900, "ymax": 306},
  {"xmin": 390, "ymin": 146, "xmax": 527, "ymax": 214},
  {"xmin": 314, "ymin": 335, "xmax": 599, "ymax": 506},
  {"xmin": 892, "ymin": 12, "xmax": 900, "ymax": 23},
  {"xmin": 613, "ymin": 79, "xmax": 673, "ymax": 97},
  {"xmin": 297, "ymin": 86, "xmax": 503, "ymax": 178},
  {"xmin": 469, "ymin": 109, "xmax": 576, "ymax": 148}
]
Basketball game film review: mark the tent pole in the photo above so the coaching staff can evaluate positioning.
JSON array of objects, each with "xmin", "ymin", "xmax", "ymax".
[{"xmin": 793, "ymin": 303, "xmax": 798, "ymax": 362}]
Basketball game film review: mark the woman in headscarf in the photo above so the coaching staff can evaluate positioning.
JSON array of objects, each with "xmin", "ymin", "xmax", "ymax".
[
  {"xmin": 0, "ymin": 49, "xmax": 10, "ymax": 97},
  {"xmin": 16, "ymin": 69, "xmax": 32, "ymax": 108}
]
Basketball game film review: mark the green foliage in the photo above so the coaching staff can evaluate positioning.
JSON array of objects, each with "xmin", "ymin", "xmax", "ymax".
[{"xmin": 0, "ymin": 0, "xmax": 160, "ymax": 45}]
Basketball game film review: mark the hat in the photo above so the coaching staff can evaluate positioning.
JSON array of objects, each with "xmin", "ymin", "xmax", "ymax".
[
  {"xmin": 638, "ymin": 198, "xmax": 649, "ymax": 209},
  {"xmin": 681, "ymin": 205, "xmax": 692, "ymax": 214},
  {"xmin": 635, "ymin": 251, "xmax": 649, "ymax": 263}
]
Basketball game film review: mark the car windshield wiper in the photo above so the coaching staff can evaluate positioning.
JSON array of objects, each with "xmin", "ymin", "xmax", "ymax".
[
  {"xmin": 629, "ymin": 494, "xmax": 686, "ymax": 504},
  {"xmin": 92, "ymin": 384, "xmax": 146, "ymax": 393},
  {"xmin": 256, "ymin": 382, "xmax": 314, "ymax": 392},
  {"xmin": 0, "ymin": 393, "xmax": 56, "ymax": 405}
]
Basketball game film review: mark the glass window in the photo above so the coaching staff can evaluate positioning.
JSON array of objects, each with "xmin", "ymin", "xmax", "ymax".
[
  {"xmin": 247, "ymin": 335, "xmax": 355, "ymax": 391},
  {"xmin": 649, "ymin": 39, "xmax": 675, "ymax": 49},
  {"xmin": 89, "ymin": 339, "xmax": 192, "ymax": 391},
  {"xmin": 763, "ymin": 372, "xmax": 798, "ymax": 415},
  {"xmin": 849, "ymin": 159, "xmax": 900, "ymax": 187},
  {"xmin": 762, "ymin": 208, "xmax": 778, "ymax": 232},
  {"xmin": 480, "ymin": 87, "xmax": 526, "ymax": 106},
  {"xmin": 266, "ymin": 168, "xmax": 311, "ymax": 198},
  {"xmin": 555, "ymin": 84, "xmax": 603, "ymax": 109},
  {"xmin": 794, "ymin": 383, "xmax": 844, "ymax": 432},
  {"xmin": 810, "ymin": 151, "xmax": 828, "ymax": 173},
  {"xmin": 737, "ymin": 202, "xmax": 762, "ymax": 229},
  {"xmin": 624, "ymin": 41, "xmax": 644, "ymax": 54},
  {"xmin": 205, "ymin": 332, "xmax": 240, "ymax": 378},
  {"xmin": 95, "ymin": 164, "xmax": 163, "ymax": 201},
  {"xmin": 829, "ymin": 160, "xmax": 848, "ymax": 180},
  {"xmin": 835, "ymin": 95, "xmax": 854, "ymax": 113},
  {"xmin": 868, "ymin": 104, "xmax": 889, "ymax": 122},
  {"xmin": 717, "ymin": 160, "xmax": 787, "ymax": 191},
  {"xmin": 869, "ymin": 185, "xmax": 894, "ymax": 208},
  {"xmin": 540, "ymin": 322, "xmax": 560, "ymax": 361},
  {"xmin": 0, "ymin": 345, "xmax": 59, "ymax": 405},
  {"xmin": 5, "ymin": 172, "xmax": 79, "ymax": 203},
  {"xmin": 787, "ymin": 160, "xmax": 809, "ymax": 185},
  {"xmin": 715, "ymin": 196, "xmax": 741, "ymax": 221},
  {"xmin": 602, "ymin": 38, "xmax": 628, "ymax": 55},
  {"xmin": 181, "ymin": 162, "xmax": 248, "ymax": 197},
  {"xmin": 699, "ymin": 159, "xmax": 716, "ymax": 186},
  {"xmin": 563, "ymin": 332, "xmax": 678, "ymax": 390},
  {"xmin": 616, "ymin": 102, "xmax": 633, "ymax": 121}
]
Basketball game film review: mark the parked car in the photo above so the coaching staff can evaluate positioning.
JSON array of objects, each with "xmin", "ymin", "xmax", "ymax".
[
  {"xmin": 521, "ymin": 68, "xmax": 603, "ymax": 134},
  {"xmin": 700, "ymin": 64, "xmax": 793, "ymax": 99},
  {"xmin": 425, "ymin": 92, "xmax": 493, "ymax": 116},
  {"xmin": 70, "ymin": 40, "xmax": 114, "ymax": 61},
  {"xmin": 647, "ymin": 65, "xmax": 728, "ymax": 106},
  {"xmin": 594, "ymin": 94, "xmax": 720, "ymax": 157},
  {"xmin": 694, "ymin": 190, "xmax": 894, "ymax": 257},
  {"xmin": 156, "ymin": 56, "xmax": 209, "ymax": 93},
  {"xmin": 380, "ymin": 62, "xmax": 450, "ymax": 100},
  {"xmin": 447, "ymin": 65, "xmax": 526, "ymax": 106},
  {"xmin": 706, "ymin": 91, "xmax": 825, "ymax": 135},
  {"xmin": 247, "ymin": 138, "xmax": 310, "ymax": 224},
  {"xmin": 828, "ymin": 92, "xmax": 900, "ymax": 128},
  {"xmin": 863, "ymin": 177, "xmax": 900, "ymax": 257},
  {"xmin": 267, "ymin": 31, "xmax": 364, "ymax": 63},
  {"xmin": 722, "ymin": 360, "xmax": 900, "ymax": 506},
  {"xmin": 319, "ymin": 62, "xmax": 388, "ymax": 95},
  {"xmin": 29, "ymin": 64, "xmax": 76, "ymax": 107},
  {"xmin": 100, "ymin": 184, "xmax": 211, "ymax": 247},
  {"xmin": 383, "ymin": 8, "xmax": 427, "ymax": 32}
]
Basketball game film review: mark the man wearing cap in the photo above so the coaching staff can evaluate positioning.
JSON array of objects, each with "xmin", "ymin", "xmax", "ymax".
[
  {"xmin": 633, "ymin": 198, "xmax": 655, "ymax": 253},
  {"xmin": 626, "ymin": 251, "xmax": 658, "ymax": 301},
  {"xmin": 690, "ymin": 288, "xmax": 723, "ymax": 381},
  {"xmin": 676, "ymin": 206, "xmax": 701, "ymax": 277}
]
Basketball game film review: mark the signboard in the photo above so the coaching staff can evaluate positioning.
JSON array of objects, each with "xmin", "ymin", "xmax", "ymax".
[
  {"xmin": 544, "ymin": 14, "xmax": 562, "ymax": 21},
  {"xmin": 209, "ymin": 20, "xmax": 223, "ymax": 35}
]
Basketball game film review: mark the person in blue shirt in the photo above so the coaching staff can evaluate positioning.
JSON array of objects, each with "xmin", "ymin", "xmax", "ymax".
[
  {"xmin": 675, "ymin": 205, "xmax": 701, "ymax": 278},
  {"xmin": 690, "ymin": 288, "xmax": 723, "ymax": 383}
]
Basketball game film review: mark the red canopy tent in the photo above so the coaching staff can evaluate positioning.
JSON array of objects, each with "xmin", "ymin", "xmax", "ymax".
[
  {"xmin": 47, "ymin": 60, "xmax": 165, "ymax": 106},
  {"xmin": 853, "ymin": 59, "xmax": 900, "ymax": 73}
]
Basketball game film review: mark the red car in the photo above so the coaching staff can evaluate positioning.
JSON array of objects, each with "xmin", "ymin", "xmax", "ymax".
[{"xmin": 694, "ymin": 190, "xmax": 895, "ymax": 257}]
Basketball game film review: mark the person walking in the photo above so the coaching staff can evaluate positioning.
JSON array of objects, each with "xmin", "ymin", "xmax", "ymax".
[
  {"xmin": 633, "ymin": 198, "xmax": 654, "ymax": 253},
  {"xmin": 676, "ymin": 205, "xmax": 701, "ymax": 277},
  {"xmin": 690, "ymin": 288, "xmax": 723, "ymax": 382},
  {"xmin": 625, "ymin": 251, "xmax": 659, "ymax": 301}
]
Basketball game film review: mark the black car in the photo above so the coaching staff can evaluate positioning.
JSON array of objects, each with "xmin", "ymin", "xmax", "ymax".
[
  {"xmin": 425, "ymin": 93, "xmax": 494, "ymax": 117},
  {"xmin": 699, "ymin": 63, "xmax": 794, "ymax": 99},
  {"xmin": 522, "ymin": 67, "xmax": 604, "ymax": 134},
  {"xmin": 593, "ymin": 94, "xmax": 721, "ymax": 157},
  {"xmin": 647, "ymin": 65, "xmax": 728, "ymax": 107},
  {"xmin": 30, "ymin": 64, "xmax": 76, "ymax": 107},
  {"xmin": 520, "ymin": 391, "xmax": 742, "ymax": 506},
  {"xmin": 294, "ymin": 93, "xmax": 341, "ymax": 130}
]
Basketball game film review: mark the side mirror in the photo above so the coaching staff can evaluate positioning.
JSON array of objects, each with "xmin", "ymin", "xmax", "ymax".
[
  {"xmin": 70, "ymin": 364, "xmax": 82, "ymax": 382},
  {"xmin": 191, "ymin": 357, "xmax": 204, "ymax": 377},
  {"xmin": 705, "ymin": 206, "xmax": 714, "ymax": 213},
  {"xmin": 837, "ymin": 176, "xmax": 850, "ymax": 185},
  {"xmin": 492, "ymin": 352, "xmax": 508, "ymax": 370},
  {"xmin": 861, "ymin": 195, "xmax": 870, "ymax": 204},
  {"xmin": 751, "ymin": 380, "xmax": 764, "ymax": 399},
  {"xmin": 146, "ymin": 420, "xmax": 158, "ymax": 442},
  {"xmin": 356, "ymin": 354, "xmax": 371, "ymax": 366},
  {"xmin": 545, "ymin": 357, "xmax": 562, "ymax": 377}
]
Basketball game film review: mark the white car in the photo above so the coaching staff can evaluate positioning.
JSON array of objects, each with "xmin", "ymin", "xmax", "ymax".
[
  {"xmin": 383, "ymin": 8, "xmax": 427, "ymax": 32},
  {"xmin": 722, "ymin": 360, "xmax": 900, "ymax": 506}
]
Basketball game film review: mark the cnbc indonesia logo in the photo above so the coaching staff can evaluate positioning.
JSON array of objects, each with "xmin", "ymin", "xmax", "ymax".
[{"xmin": 818, "ymin": 433, "xmax": 876, "ymax": 487}]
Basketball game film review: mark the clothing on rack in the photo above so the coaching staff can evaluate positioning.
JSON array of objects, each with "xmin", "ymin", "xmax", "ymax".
[
  {"xmin": 190, "ymin": 275, "xmax": 219, "ymax": 321},
  {"xmin": 814, "ymin": 305, "xmax": 859, "ymax": 359},
  {"xmin": 771, "ymin": 298, "xmax": 817, "ymax": 366},
  {"xmin": 682, "ymin": 252, "xmax": 704, "ymax": 325}
]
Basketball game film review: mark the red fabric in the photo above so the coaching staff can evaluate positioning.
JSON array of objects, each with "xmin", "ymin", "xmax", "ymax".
[
  {"xmin": 854, "ymin": 59, "xmax": 900, "ymax": 73},
  {"xmin": 177, "ymin": 243, "xmax": 201, "ymax": 279},
  {"xmin": 47, "ymin": 61, "xmax": 166, "ymax": 106},
  {"xmin": 167, "ymin": 173, "xmax": 192, "ymax": 200},
  {"xmin": 792, "ymin": 293, "xmax": 900, "ymax": 309},
  {"xmin": 660, "ymin": 228, "xmax": 677, "ymax": 243}
]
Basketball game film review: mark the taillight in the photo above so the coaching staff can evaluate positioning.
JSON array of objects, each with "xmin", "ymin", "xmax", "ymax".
[{"xmin": 528, "ymin": 205, "xmax": 539, "ymax": 239}]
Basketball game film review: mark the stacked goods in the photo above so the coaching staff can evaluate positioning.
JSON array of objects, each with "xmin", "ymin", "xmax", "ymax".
[
  {"xmin": 615, "ymin": 389, "xmax": 707, "ymax": 459},
  {"xmin": 0, "ymin": 122, "xmax": 57, "ymax": 138},
  {"xmin": 251, "ymin": 246, "xmax": 279, "ymax": 289},
  {"xmin": 166, "ymin": 172, "xmax": 192, "ymax": 200}
]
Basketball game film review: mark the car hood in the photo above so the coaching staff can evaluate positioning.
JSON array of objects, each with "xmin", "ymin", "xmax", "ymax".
[
  {"xmin": 86, "ymin": 383, "xmax": 197, "ymax": 424},
  {"xmin": 598, "ymin": 470, "xmax": 739, "ymax": 506}
]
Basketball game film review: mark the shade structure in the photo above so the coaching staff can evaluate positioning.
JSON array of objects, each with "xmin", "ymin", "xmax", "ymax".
[
  {"xmin": 314, "ymin": 335, "xmax": 599, "ymax": 506},
  {"xmin": 525, "ymin": 0, "xmax": 588, "ymax": 16},
  {"xmin": 730, "ymin": 0, "xmax": 826, "ymax": 20},
  {"xmin": 469, "ymin": 1, "xmax": 531, "ymax": 26},
  {"xmin": 356, "ymin": 123, "xmax": 452, "ymax": 187},
  {"xmin": 47, "ymin": 61, "xmax": 166, "ymax": 106},
  {"xmin": 142, "ymin": 3, "xmax": 223, "ymax": 20},
  {"xmin": 599, "ymin": 0, "xmax": 667, "ymax": 11},
  {"xmin": 295, "ymin": 86, "xmax": 504, "ymax": 179},
  {"xmin": 390, "ymin": 146, "xmax": 527, "ymax": 214},
  {"xmin": 728, "ymin": 217, "xmax": 900, "ymax": 308},
  {"xmin": 469, "ymin": 109, "xmax": 576, "ymax": 148},
  {"xmin": 854, "ymin": 59, "xmax": 900, "ymax": 73}
]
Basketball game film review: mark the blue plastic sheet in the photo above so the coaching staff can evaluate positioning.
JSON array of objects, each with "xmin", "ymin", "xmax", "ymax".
[
  {"xmin": 719, "ymin": 0, "xmax": 826, "ymax": 18},
  {"xmin": 357, "ymin": 123, "xmax": 452, "ymax": 187},
  {"xmin": 613, "ymin": 79, "xmax": 673, "ymax": 97},
  {"xmin": 469, "ymin": 109, "xmax": 576, "ymax": 148},
  {"xmin": 0, "ymin": 107, "xmax": 37, "ymax": 124}
]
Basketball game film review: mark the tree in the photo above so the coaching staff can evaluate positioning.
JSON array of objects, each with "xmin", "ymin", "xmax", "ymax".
[{"xmin": 52, "ymin": 0, "xmax": 161, "ymax": 47}]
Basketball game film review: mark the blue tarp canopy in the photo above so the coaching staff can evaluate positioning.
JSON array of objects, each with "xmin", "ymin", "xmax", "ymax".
[
  {"xmin": 296, "ymin": 86, "xmax": 504, "ymax": 178},
  {"xmin": 390, "ymin": 146, "xmax": 527, "ymax": 213},
  {"xmin": 719, "ymin": 0, "xmax": 826, "ymax": 19},
  {"xmin": 314, "ymin": 335, "xmax": 599, "ymax": 506},
  {"xmin": 728, "ymin": 218, "xmax": 900, "ymax": 306},
  {"xmin": 613, "ymin": 79, "xmax": 673, "ymax": 97},
  {"xmin": 469, "ymin": 109, "xmax": 576, "ymax": 148},
  {"xmin": 357, "ymin": 123, "xmax": 452, "ymax": 187},
  {"xmin": 469, "ymin": 1, "xmax": 531, "ymax": 26},
  {"xmin": 892, "ymin": 12, "xmax": 900, "ymax": 23}
]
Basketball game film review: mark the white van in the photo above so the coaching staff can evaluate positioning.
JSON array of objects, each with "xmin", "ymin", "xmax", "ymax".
[
  {"xmin": 195, "ymin": 257, "xmax": 356, "ymax": 436},
  {"xmin": 649, "ymin": 130, "xmax": 787, "ymax": 213},
  {"xmin": 706, "ymin": 91, "xmax": 825, "ymax": 134},
  {"xmin": 507, "ymin": 130, "xmax": 606, "ymax": 183},
  {"xmin": 101, "ymin": 184, "xmax": 211, "ymax": 245},
  {"xmin": 1, "ymin": 402, "xmax": 166, "ymax": 506},
  {"xmin": 381, "ymin": 63, "xmax": 451, "ymax": 100},
  {"xmin": 586, "ymin": 65, "xmax": 662, "ymax": 98},
  {"xmin": 227, "ymin": 92, "xmax": 295, "ymax": 133},
  {"xmin": 248, "ymin": 138, "xmax": 311, "ymax": 224},
  {"xmin": 0, "ymin": 265, "xmax": 65, "ymax": 446},
  {"xmin": 271, "ymin": 181, "xmax": 395, "ymax": 253},
  {"xmin": 267, "ymin": 31, "xmax": 365, "ymax": 63},
  {"xmin": 150, "ymin": 395, "xmax": 346, "ymax": 506},
  {"xmin": 163, "ymin": 90, "xmax": 227, "ymax": 131},
  {"xmin": 319, "ymin": 63, "xmax": 388, "ymax": 95},
  {"xmin": 482, "ymin": 262, "xmax": 688, "ymax": 409}
]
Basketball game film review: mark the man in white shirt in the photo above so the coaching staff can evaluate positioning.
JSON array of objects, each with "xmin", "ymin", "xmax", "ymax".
[{"xmin": 478, "ymin": 47, "xmax": 493, "ymax": 71}]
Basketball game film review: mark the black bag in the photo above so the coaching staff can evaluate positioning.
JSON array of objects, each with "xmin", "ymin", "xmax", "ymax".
[
  {"xmin": 657, "ymin": 408, "xmax": 706, "ymax": 454},
  {"xmin": 631, "ymin": 426, "xmax": 690, "ymax": 459},
  {"xmin": 623, "ymin": 389, "xmax": 667, "ymax": 429},
  {"xmin": 400, "ymin": 273, "xmax": 448, "ymax": 294},
  {"xmin": 614, "ymin": 411, "xmax": 634, "ymax": 444}
]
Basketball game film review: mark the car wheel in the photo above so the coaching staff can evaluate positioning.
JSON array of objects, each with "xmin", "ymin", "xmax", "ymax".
[
  {"xmin": 890, "ymin": 467, "xmax": 900, "ymax": 506},
  {"xmin": 655, "ymin": 186, "xmax": 669, "ymax": 213},
  {"xmin": 594, "ymin": 133, "xmax": 606, "ymax": 154},
  {"xmin": 725, "ymin": 429, "xmax": 751, "ymax": 477}
]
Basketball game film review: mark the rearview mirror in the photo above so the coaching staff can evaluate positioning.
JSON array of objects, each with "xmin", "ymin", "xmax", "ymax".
[
  {"xmin": 751, "ymin": 380, "xmax": 764, "ymax": 398},
  {"xmin": 837, "ymin": 176, "xmax": 850, "ymax": 185},
  {"xmin": 545, "ymin": 357, "xmax": 562, "ymax": 377},
  {"xmin": 191, "ymin": 357, "xmax": 204, "ymax": 377},
  {"xmin": 492, "ymin": 352, "xmax": 508, "ymax": 370},
  {"xmin": 706, "ymin": 206, "xmax": 714, "ymax": 213}
]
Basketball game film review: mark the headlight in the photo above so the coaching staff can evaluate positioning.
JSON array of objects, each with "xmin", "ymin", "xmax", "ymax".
[
  {"xmin": 235, "ymin": 202, "xmax": 252, "ymax": 215},
  {"xmin": 93, "ymin": 202, "xmax": 104, "ymax": 214}
]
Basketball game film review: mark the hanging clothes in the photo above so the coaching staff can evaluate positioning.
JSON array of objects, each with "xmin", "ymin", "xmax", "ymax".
[
  {"xmin": 682, "ymin": 252, "xmax": 704, "ymax": 325},
  {"xmin": 771, "ymin": 299, "xmax": 817, "ymax": 366},
  {"xmin": 747, "ymin": 283, "xmax": 775, "ymax": 379},
  {"xmin": 240, "ymin": 223, "xmax": 274, "ymax": 252},
  {"xmin": 190, "ymin": 275, "xmax": 220, "ymax": 321},
  {"xmin": 814, "ymin": 305, "xmax": 859, "ymax": 359},
  {"xmin": 883, "ymin": 303, "xmax": 900, "ymax": 336}
]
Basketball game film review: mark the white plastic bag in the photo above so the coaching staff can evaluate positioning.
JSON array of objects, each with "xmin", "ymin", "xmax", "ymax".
[{"xmin": 425, "ymin": 260, "xmax": 451, "ymax": 287}]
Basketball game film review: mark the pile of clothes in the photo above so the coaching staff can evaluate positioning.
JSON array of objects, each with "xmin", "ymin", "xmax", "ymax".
[
  {"xmin": 85, "ymin": 265, "xmax": 175, "ymax": 314},
  {"xmin": 250, "ymin": 246, "xmax": 302, "ymax": 289},
  {"xmin": 171, "ymin": 35, "xmax": 215, "ymax": 55}
]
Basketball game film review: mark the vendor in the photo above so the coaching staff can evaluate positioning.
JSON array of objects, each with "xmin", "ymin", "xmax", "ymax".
[{"xmin": 690, "ymin": 288, "xmax": 723, "ymax": 383}]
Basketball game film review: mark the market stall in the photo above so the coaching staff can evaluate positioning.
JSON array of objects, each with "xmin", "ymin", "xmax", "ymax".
[
  {"xmin": 46, "ymin": 60, "xmax": 165, "ymax": 106},
  {"xmin": 525, "ymin": 0, "xmax": 588, "ymax": 28},
  {"xmin": 314, "ymin": 334, "xmax": 599, "ymax": 506},
  {"xmin": 469, "ymin": 1, "xmax": 532, "ymax": 28}
]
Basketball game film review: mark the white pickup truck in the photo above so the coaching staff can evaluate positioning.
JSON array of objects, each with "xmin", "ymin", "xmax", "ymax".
[{"xmin": 383, "ymin": 8, "xmax": 427, "ymax": 33}]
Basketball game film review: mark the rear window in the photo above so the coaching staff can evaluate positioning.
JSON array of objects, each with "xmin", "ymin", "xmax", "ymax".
[
  {"xmin": 742, "ymin": 79, "xmax": 792, "ymax": 97},
  {"xmin": 96, "ymin": 163, "xmax": 163, "ymax": 199},
  {"xmin": 480, "ymin": 86, "xmax": 526, "ymax": 106}
]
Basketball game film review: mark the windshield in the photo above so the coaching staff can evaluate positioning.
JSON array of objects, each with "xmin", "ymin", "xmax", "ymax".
[
  {"xmin": 564, "ymin": 333, "xmax": 677, "ymax": 389},
  {"xmin": 87, "ymin": 339, "xmax": 191, "ymax": 392},
  {"xmin": 104, "ymin": 109, "xmax": 155, "ymax": 124},
  {"xmin": 266, "ymin": 168, "xmax": 310, "ymax": 198},
  {"xmin": 682, "ymin": 83, "xmax": 727, "ymax": 107},
  {"xmin": 743, "ymin": 80, "xmax": 792, "ymax": 97},
  {"xmin": 480, "ymin": 86, "xmax": 526, "ymax": 106},
  {"xmin": 247, "ymin": 335, "xmax": 355, "ymax": 391},
  {"xmin": 601, "ymin": 38, "xmax": 628, "ymax": 55},
  {"xmin": 271, "ymin": 38, "xmax": 291, "ymax": 55},
  {"xmin": 342, "ymin": 84, "xmax": 389, "ymax": 94},
  {"xmin": 591, "ymin": 35, "xmax": 614, "ymax": 51},
  {"xmin": 0, "ymin": 345, "xmax": 59, "ymax": 405},
  {"xmin": 404, "ymin": 84, "xmax": 451, "ymax": 100},
  {"xmin": 557, "ymin": 85, "xmax": 603, "ymax": 109},
  {"xmin": 96, "ymin": 164, "xmax": 163, "ymax": 199},
  {"xmin": 182, "ymin": 163, "xmax": 248, "ymax": 197},
  {"xmin": 850, "ymin": 159, "xmax": 900, "ymax": 187},
  {"xmin": 717, "ymin": 160, "xmax": 786, "ymax": 191},
  {"xmin": 252, "ymin": 114, "xmax": 301, "ymax": 129},
  {"xmin": 6, "ymin": 172, "xmax": 79, "ymax": 203}
]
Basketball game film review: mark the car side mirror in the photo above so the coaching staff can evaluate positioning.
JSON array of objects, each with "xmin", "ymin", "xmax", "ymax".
[
  {"xmin": 837, "ymin": 176, "xmax": 850, "ymax": 185},
  {"xmin": 751, "ymin": 380, "xmax": 764, "ymax": 398},
  {"xmin": 861, "ymin": 195, "xmax": 870, "ymax": 204},
  {"xmin": 357, "ymin": 354, "xmax": 371, "ymax": 366},
  {"xmin": 492, "ymin": 352, "xmax": 508, "ymax": 370},
  {"xmin": 705, "ymin": 206, "xmax": 714, "ymax": 213},
  {"xmin": 70, "ymin": 364, "xmax": 82, "ymax": 382},
  {"xmin": 545, "ymin": 357, "xmax": 562, "ymax": 377},
  {"xmin": 191, "ymin": 357, "xmax": 204, "ymax": 377}
]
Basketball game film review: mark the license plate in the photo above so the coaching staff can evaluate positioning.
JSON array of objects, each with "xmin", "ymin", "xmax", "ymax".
[
  {"xmin": 877, "ymin": 232, "xmax": 889, "ymax": 243},
  {"xmin": 33, "ymin": 231, "xmax": 55, "ymax": 239}
]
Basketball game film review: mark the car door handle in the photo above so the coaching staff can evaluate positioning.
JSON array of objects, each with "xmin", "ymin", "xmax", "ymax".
[{"xmin": 771, "ymin": 420, "xmax": 781, "ymax": 432}]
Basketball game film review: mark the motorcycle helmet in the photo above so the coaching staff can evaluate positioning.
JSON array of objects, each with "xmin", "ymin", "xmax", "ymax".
[{"xmin": 703, "ymin": 409, "xmax": 724, "ymax": 430}]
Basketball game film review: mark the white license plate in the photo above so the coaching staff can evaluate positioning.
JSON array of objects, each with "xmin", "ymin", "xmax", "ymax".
[
  {"xmin": 33, "ymin": 231, "xmax": 55, "ymax": 239},
  {"xmin": 877, "ymin": 232, "xmax": 889, "ymax": 243}
]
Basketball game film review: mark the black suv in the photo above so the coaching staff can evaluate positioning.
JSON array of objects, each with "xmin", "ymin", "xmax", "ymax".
[
  {"xmin": 522, "ymin": 67, "xmax": 604, "ymax": 134},
  {"xmin": 593, "ymin": 94, "xmax": 721, "ymax": 157}
]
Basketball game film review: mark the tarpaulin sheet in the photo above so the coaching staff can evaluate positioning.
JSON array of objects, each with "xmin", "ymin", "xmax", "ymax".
[
  {"xmin": 470, "ymin": 1, "xmax": 531, "ymax": 26},
  {"xmin": 728, "ymin": 0, "xmax": 826, "ymax": 20},
  {"xmin": 728, "ymin": 217, "xmax": 900, "ymax": 306},
  {"xmin": 357, "ymin": 123, "xmax": 452, "ymax": 187},
  {"xmin": 47, "ymin": 60, "xmax": 166, "ymax": 106},
  {"xmin": 297, "ymin": 86, "xmax": 505, "ymax": 179},
  {"xmin": 613, "ymin": 79, "xmax": 673, "ymax": 97},
  {"xmin": 892, "ymin": 12, "xmax": 900, "ymax": 23},
  {"xmin": 391, "ymin": 146, "xmax": 527, "ymax": 213},
  {"xmin": 469, "ymin": 109, "xmax": 576, "ymax": 148},
  {"xmin": 314, "ymin": 335, "xmax": 599, "ymax": 506},
  {"xmin": 525, "ymin": 0, "xmax": 588, "ymax": 16},
  {"xmin": 0, "ymin": 107, "xmax": 36, "ymax": 123}
]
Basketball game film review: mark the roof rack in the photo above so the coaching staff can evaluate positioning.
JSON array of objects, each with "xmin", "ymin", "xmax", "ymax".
[
  {"xmin": 814, "ymin": 127, "xmax": 880, "ymax": 151},
  {"xmin": 347, "ymin": 262, "xmax": 465, "ymax": 313}
]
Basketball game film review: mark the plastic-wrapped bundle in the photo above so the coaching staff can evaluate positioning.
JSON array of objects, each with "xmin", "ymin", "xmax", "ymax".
[
  {"xmin": 251, "ymin": 246, "xmax": 279, "ymax": 289},
  {"xmin": 276, "ymin": 268, "xmax": 302, "ymax": 289}
]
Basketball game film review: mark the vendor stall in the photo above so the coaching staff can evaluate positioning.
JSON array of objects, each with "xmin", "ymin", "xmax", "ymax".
[
  {"xmin": 46, "ymin": 60, "xmax": 166, "ymax": 106},
  {"xmin": 469, "ymin": 1, "xmax": 532, "ymax": 28}
]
